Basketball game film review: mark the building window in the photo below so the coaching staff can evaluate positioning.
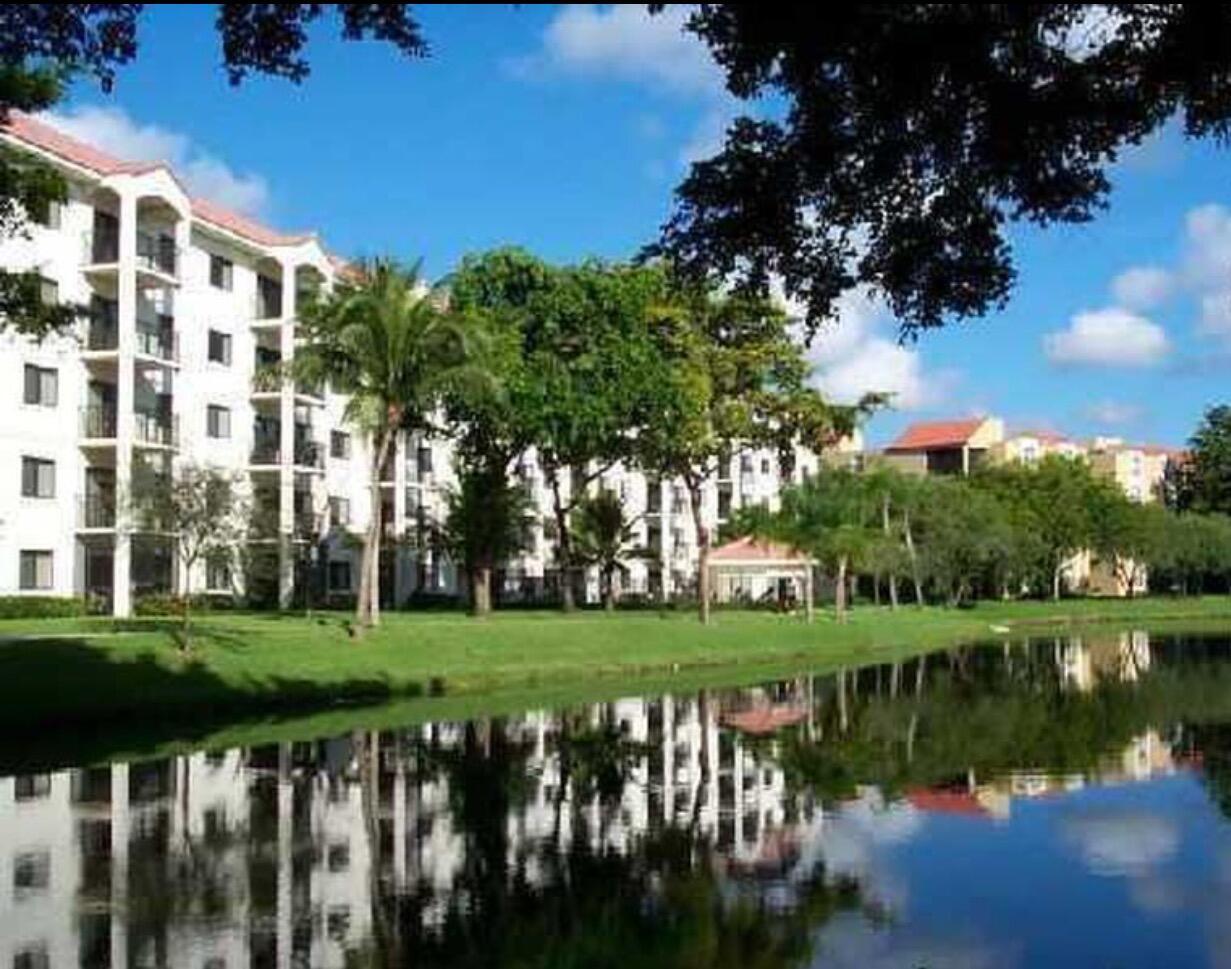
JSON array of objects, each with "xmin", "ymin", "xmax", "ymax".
[
  {"xmin": 21, "ymin": 457, "xmax": 55, "ymax": 498},
  {"xmin": 206, "ymin": 558, "xmax": 232, "ymax": 591},
  {"xmin": 22, "ymin": 365, "xmax": 57, "ymax": 407},
  {"xmin": 19, "ymin": 551, "xmax": 53, "ymax": 590},
  {"xmin": 761, "ymin": 458, "xmax": 771, "ymax": 475},
  {"xmin": 330, "ymin": 430, "xmax": 351, "ymax": 460},
  {"xmin": 13, "ymin": 850, "xmax": 50, "ymax": 894},
  {"xmin": 206, "ymin": 405, "xmax": 231, "ymax": 439},
  {"xmin": 31, "ymin": 196, "xmax": 62, "ymax": 229},
  {"xmin": 328, "ymin": 560, "xmax": 352, "ymax": 591},
  {"xmin": 209, "ymin": 253, "xmax": 234, "ymax": 290},
  {"xmin": 329, "ymin": 496, "xmax": 350, "ymax": 526},
  {"xmin": 14, "ymin": 774, "xmax": 51, "ymax": 801},
  {"xmin": 39, "ymin": 276, "xmax": 58, "ymax": 306},
  {"xmin": 207, "ymin": 329, "xmax": 232, "ymax": 365},
  {"xmin": 12, "ymin": 943, "xmax": 50, "ymax": 969}
]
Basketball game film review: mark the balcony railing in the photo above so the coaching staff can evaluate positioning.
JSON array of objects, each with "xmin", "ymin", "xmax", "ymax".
[
  {"xmin": 254, "ymin": 284, "xmax": 284, "ymax": 321},
  {"xmin": 136, "ymin": 231, "xmax": 178, "ymax": 278},
  {"xmin": 294, "ymin": 510, "xmax": 321, "ymax": 539},
  {"xmin": 294, "ymin": 440, "xmax": 325, "ymax": 470},
  {"xmin": 85, "ymin": 318, "xmax": 119, "ymax": 351},
  {"xmin": 83, "ymin": 230, "xmax": 120, "ymax": 265},
  {"xmin": 250, "ymin": 442, "xmax": 281, "ymax": 466},
  {"xmin": 135, "ymin": 323, "xmax": 178, "ymax": 363},
  {"xmin": 78, "ymin": 495, "xmax": 117, "ymax": 529},
  {"xmin": 80, "ymin": 406, "xmax": 118, "ymax": 439},
  {"xmin": 134, "ymin": 412, "xmax": 179, "ymax": 448}
]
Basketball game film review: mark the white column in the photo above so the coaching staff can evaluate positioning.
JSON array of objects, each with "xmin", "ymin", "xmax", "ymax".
[
  {"xmin": 662, "ymin": 695, "xmax": 674, "ymax": 825},
  {"xmin": 278, "ymin": 263, "xmax": 298, "ymax": 608},
  {"xmin": 733, "ymin": 739, "xmax": 744, "ymax": 849},
  {"xmin": 276, "ymin": 743, "xmax": 292, "ymax": 969},
  {"xmin": 110, "ymin": 763, "xmax": 130, "ymax": 969},
  {"xmin": 393, "ymin": 431, "xmax": 407, "ymax": 606},
  {"xmin": 393, "ymin": 739, "xmax": 407, "ymax": 892},
  {"xmin": 113, "ymin": 188, "xmax": 137, "ymax": 617}
]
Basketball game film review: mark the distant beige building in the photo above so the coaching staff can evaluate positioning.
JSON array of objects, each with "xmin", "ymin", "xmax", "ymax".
[
  {"xmin": 881, "ymin": 416, "xmax": 1005, "ymax": 476},
  {"xmin": 992, "ymin": 429, "xmax": 1087, "ymax": 465},
  {"xmin": 873, "ymin": 415, "xmax": 1185, "ymax": 598},
  {"xmin": 1087, "ymin": 437, "xmax": 1177, "ymax": 504}
]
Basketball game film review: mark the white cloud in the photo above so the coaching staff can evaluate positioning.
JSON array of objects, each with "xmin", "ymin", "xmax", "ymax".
[
  {"xmin": 39, "ymin": 105, "xmax": 270, "ymax": 217},
  {"xmin": 677, "ymin": 101, "xmax": 739, "ymax": 167},
  {"xmin": 1044, "ymin": 307, "xmax": 1171, "ymax": 367},
  {"xmin": 513, "ymin": 5, "xmax": 722, "ymax": 96},
  {"xmin": 1083, "ymin": 399, "xmax": 1144, "ymax": 426},
  {"xmin": 1110, "ymin": 266, "xmax": 1173, "ymax": 310},
  {"xmin": 806, "ymin": 288, "xmax": 960, "ymax": 411},
  {"xmin": 513, "ymin": 5, "xmax": 738, "ymax": 174},
  {"xmin": 1062, "ymin": 810, "xmax": 1179, "ymax": 876}
]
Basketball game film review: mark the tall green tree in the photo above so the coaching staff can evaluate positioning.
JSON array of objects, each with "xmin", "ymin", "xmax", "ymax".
[
  {"xmin": 634, "ymin": 280, "xmax": 861, "ymax": 624},
  {"xmin": 745, "ymin": 469, "xmax": 878, "ymax": 622},
  {"xmin": 520, "ymin": 262, "xmax": 669, "ymax": 611},
  {"xmin": 977, "ymin": 456, "xmax": 1103, "ymax": 599},
  {"xmin": 1178, "ymin": 405, "xmax": 1231, "ymax": 514},
  {"xmin": 295, "ymin": 259, "xmax": 483, "ymax": 629},
  {"xmin": 913, "ymin": 478, "xmax": 1015, "ymax": 607},
  {"xmin": 437, "ymin": 465, "xmax": 531, "ymax": 616}
]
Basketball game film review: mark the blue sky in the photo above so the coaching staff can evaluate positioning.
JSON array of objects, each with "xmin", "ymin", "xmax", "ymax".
[{"xmin": 47, "ymin": 4, "xmax": 1231, "ymax": 448}]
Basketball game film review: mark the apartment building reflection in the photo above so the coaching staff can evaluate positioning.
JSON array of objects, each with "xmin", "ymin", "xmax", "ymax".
[{"xmin": 0, "ymin": 632, "xmax": 1207, "ymax": 967}]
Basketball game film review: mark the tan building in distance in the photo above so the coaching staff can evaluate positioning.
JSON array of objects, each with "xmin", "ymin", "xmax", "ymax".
[
  {"xmin": 876, "ymin": 416, "xmax": 1184, "ymax": 597},
  {"xmin": 880, "ymin": 416, "xmax": 1006, "ymax": 476}
]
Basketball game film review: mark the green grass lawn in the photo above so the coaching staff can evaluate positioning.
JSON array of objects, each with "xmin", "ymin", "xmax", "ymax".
[{"xmin": 2, "ymin": 596, "xmax": 1230, "ymax": 741}]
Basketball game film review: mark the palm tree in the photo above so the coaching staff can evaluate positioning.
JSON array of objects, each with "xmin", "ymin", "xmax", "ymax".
[
  {"xmin": 571, "ymin": 490, "xmax": 642, "ymax": 611},
  {"xmin": 295, "ymin": 259, "xmax": 484, "ymax": 629}
]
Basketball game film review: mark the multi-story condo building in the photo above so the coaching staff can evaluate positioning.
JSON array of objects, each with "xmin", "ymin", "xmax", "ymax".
[{"xmin": 0, "ymin": 113, "xmax": 841, "ymax": 615}]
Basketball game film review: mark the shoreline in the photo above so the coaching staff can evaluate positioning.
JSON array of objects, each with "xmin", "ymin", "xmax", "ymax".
[{"xmin": 0, "ymin": 598, "xmax": 1228, "ymax": 758}]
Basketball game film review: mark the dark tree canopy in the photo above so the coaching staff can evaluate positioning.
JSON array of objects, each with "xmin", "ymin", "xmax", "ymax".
[
  {"xmin": 1178, "ymin": 405, "xmax": 1231, "ymax": 515},
  {"xmin": 652, "ymin": 5, "xmax": 1231, "ymax": 338}
]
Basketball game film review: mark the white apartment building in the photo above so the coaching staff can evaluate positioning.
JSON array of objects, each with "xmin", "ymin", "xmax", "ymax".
[{"xmin": 0, "ymin": 113, "xmax": 843, "ymax": 615}]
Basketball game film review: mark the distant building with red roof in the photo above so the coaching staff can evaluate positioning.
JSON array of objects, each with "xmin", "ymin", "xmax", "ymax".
[{"xmin": 882, "ymin": 416, "xmax": 1005, "ymax": 475}]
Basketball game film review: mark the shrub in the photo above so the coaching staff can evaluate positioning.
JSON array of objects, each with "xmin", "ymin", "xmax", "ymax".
[
  {"xmin": 133, "ymin": 593, "xmax": 238, "ymax": 617},
  {"xmin": 0, "ymin": 595, "xmax": 86, "ymax": 619}
]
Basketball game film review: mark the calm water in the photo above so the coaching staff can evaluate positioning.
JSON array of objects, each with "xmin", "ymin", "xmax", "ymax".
[{"xmin": 5, "ymin": 630, "xmax": 1231, "ymax": 968}]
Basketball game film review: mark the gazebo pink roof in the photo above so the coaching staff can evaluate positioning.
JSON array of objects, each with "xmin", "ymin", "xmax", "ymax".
[{"xmin": 709, "ymin": 536, "xmax": 811, "ymax": 564}]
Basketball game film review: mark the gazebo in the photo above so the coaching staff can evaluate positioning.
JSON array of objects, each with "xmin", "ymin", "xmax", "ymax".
[{"xmin": 707, "ymin": 536, "xmax": 815, "ymax": 618}]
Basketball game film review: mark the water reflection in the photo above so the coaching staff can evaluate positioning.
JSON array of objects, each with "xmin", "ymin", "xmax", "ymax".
[{"xmin": 3, "ymin": 629, "xmax": 1231, "ymax": 968}]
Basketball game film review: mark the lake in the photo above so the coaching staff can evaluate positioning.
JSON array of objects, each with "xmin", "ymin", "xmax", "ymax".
[{"xmin": 4, "ymin": 627, "xmax": 1231, "ymax": 967}]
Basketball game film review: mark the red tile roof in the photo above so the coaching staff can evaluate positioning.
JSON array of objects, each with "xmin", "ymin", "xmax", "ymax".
[
  {"xmin": 886, "ymin": 418, "xmax": 986, "ymax": 452},
  {"xmin": 721, "ymin": 707, "xmax": 807, "ymax": 735},
  {"xmin": 2, "ymin": 111, "xmax": 314, "ymax": 249},
  {"xmin": 709, "ymin": 536, "xmax": 810, "ymax": 563},
  {"xmin": 906, "ymin": 788, "xmax": 990, "ymax": 817}
]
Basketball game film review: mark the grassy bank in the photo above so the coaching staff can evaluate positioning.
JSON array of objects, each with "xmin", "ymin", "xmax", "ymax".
[{"xmin": 1, "ymin": 597, "xmax": 1230, "ymax": 741}]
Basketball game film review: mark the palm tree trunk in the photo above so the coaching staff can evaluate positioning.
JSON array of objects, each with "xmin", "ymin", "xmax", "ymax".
[
  {"xmin": 687, "ymin": 476, "xmax": 711, "ymax": 625},
  {"xmin": 903, "ymin": 509, "xmax": 924, "ymax": 606},
  {"xmin": 603, "ymin": 565, "xmax": 616, "ymax": 612},
  {"xmin": 473, "ymin": 564, "xmax": 492, "ymax": 616},
  {"xmin": 883, "ymin": 495, "xmax": 899, "ymax": 610},
  {"xmin": 359, "ymin": 425, "xmax": 394, "ymax": 629},
  {"xmin": 548, "ymin": 468, "xmax": 576, "ymax": 613},
  {"xmin": 835, "ymin": 555, "xmax": 849, "ymax": 622}
]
